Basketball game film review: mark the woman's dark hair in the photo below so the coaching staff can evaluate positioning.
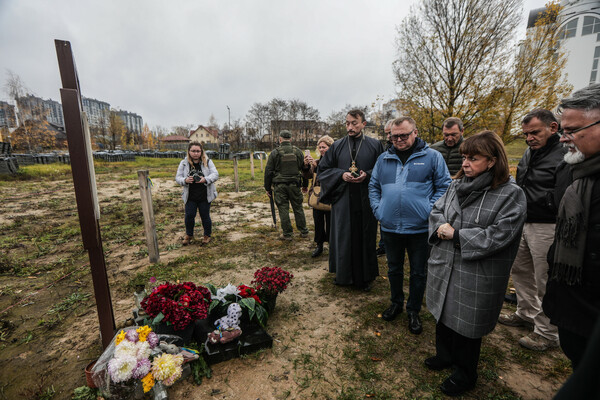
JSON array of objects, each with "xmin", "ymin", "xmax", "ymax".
[{"xmin": 454, "ymin": 130, "xmax": 510, "ymax": 189}]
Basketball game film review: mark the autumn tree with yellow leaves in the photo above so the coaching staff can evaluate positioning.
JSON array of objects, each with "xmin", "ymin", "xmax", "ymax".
[
  {"xmin": 108, "ymin": 110, "xmax": 126, "ymax": 150},
  {"xmin": 140, "ymin": 123, "xmax": 156, "ymax": 149},
  {"xmin": 493, "ymin": 1, "xmax": 572, "ymax": 141},
  {"xmin": 393, "ymin": 0, "xmax": 570, "ymax": 142},
  {"xmin": 10, "ymin": 120, "xmax": 59, "ymax": 151}
]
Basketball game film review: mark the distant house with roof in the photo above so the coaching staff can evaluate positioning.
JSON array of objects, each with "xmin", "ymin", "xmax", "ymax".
[
  {"xmin": 159, "ymin": 135, "xmax": 189, "ymax": 150},
  {"xmin": 188, "ymin": 125, "xmax": 219, "ymax": 146}
]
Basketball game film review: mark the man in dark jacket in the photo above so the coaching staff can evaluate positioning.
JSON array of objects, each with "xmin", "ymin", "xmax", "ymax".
[
  {"xmin": 318, "ymin": 109, "xmax": 384, "ymax": 291},
  {"xmin": 543, "ymin": 83, "xmax": 600, "ymax": 369},
  {"xmin": 430, "ymin": 117, "xmax": 464, "ymax": 175},
  {"xmin": 498, "ymin": 109, "xmax": 565, "ymax": 351}
]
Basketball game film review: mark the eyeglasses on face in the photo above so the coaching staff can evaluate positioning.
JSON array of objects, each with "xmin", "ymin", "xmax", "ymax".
[
  {"xmin": 391, "ymin": 130, "xmax": 415, "ymax": 141},
  {"xmin": 558, "ymin": 119, "xmax": 600, "ymax": 139}
]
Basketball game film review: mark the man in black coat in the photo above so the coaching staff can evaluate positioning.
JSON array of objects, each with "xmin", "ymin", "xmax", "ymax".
[
  {"xmin": 318, "ymin": 109, "xmax": 384, "ymax": 291},
  {"xmin": 543, "ymin": 83, "xmax": 600, "ymax": 369},
  {"xmin": 498, "ymin": 109, "xmax": 565, "ymax": 351}
]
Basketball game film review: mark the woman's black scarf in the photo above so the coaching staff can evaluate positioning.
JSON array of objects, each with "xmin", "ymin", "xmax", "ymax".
[
  {"xmin": 552, "ymin": 153, "xmax": 600, "ymax": 285},
  {"xmin": 454, "ymin": 170, "xmax": 493, "ymax": 206}
]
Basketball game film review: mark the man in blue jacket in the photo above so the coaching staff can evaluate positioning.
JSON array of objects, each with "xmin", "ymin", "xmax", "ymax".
[{"xmin": 369, "ymin": 116, "xmax": 451, "ymax": 334}]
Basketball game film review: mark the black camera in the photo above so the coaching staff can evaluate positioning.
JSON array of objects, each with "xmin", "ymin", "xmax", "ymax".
[{"xmin": 189, "ymin": 169, "xmax": 203, "ymax": 183}]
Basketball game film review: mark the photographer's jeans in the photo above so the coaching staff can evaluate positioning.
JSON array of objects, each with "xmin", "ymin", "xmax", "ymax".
[{"xmin": 185, "ymin": 200, "xmax": 212, "ymax": 237}]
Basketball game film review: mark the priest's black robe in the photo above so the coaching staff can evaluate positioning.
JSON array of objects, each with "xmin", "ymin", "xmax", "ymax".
[{"xmin": 317, "ymin": 134, "xmax": 384, "ymax": 287}]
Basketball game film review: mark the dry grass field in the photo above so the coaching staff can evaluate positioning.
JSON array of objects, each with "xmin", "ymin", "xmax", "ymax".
[{"xmin": 0, "ymin": 141, "xmax": 572, "ymax": 399}]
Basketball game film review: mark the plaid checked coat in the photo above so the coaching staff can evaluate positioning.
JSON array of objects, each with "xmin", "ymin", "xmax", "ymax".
[{"xmin": 426, "ymin": 178, "xmax": 526, "ymax": 338}]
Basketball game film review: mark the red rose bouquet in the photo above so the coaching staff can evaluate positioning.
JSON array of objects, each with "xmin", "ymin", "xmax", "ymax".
[
  {"xmin": 251, "ymin": 266, "xmax": 293, "ymax": 296},
  {"xmin": 141, "ymin": 282, "xmax": 211, "ymax": 331},
  {"xmin": 237, "ymin": 284, "xmax": 261, "ymax": 304}
]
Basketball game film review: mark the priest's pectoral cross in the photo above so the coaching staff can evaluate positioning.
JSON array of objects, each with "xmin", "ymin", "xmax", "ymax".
[{"xmin": 349, "ymin": 162, "xmax": 359, "ymax": 176}]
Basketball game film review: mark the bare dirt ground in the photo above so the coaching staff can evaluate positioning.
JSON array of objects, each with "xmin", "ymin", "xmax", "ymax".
[{"xmin": 0, "ymin": 170, "xmax": 568, "ymax": 400}]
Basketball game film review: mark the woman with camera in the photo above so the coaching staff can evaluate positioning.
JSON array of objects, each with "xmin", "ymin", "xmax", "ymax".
[{"xmin": 176, "ymin": 141, "xmax": 219, "ymax": 245}]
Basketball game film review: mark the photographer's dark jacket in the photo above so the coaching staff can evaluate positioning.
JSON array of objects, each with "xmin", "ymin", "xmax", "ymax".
[
  {"xmin": 176, "ymin": 158, "xmax": 219, "ymax": 204},
  {"xmin": 516, "ymin": 134, "xmax": 566, "ymax": 223}
]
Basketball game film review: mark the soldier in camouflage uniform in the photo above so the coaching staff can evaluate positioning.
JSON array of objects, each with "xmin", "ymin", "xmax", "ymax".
[{"xmin": 264, "ymin": 130, "xmax": 309, "ymax": 240}]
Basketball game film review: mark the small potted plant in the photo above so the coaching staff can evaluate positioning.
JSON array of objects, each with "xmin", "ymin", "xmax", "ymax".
[{"xmin": 251, "ymin": 266, "xmax": 294, "ymax": 314}]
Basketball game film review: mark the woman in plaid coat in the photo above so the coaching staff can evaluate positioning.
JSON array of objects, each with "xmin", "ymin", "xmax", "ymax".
[{"xmin": 425, "ymin": 131, "xmax": 526, "ymax": 396}]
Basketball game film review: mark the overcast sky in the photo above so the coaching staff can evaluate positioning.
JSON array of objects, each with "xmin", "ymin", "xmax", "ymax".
[{"xmin": 0, "ymin": 0, "xmax": 548, "ymax": 130}]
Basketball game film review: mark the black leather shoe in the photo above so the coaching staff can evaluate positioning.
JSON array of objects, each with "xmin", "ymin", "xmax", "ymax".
[
  {"xmin": 424, "ymin": 356, "xmax": 452, "ymax": 371},
  {"xmin": 440, "ymin": 377, "xmax": 476, "ymax": 397},
  {"xmin": 311, "ymin": 244, "xmax": 323, "ymax": 258},
  {"xmin": 381, "ymin": 304, "xmax": 402, "ymax": 321},
  {"xmin": 407, "ymin": 312, "xmax": 423, "ymax": 334},
  {"xmin": 376, "ymin": 247, "xmax": 386, "ymax": 257}
]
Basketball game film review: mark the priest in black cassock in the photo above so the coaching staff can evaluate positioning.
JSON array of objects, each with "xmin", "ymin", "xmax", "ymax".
[{"xmin": 317, "ymin": 109, "xmax": 384, "ymax": 290}]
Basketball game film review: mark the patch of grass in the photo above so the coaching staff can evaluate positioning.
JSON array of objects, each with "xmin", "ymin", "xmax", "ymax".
[
  {"xmin": 1, "ymin": 163, "xmax": 72, "ymax": 181},
  {"xmin": 505, "ymin": 138, "xmax": 527, "ymax": 161},
  {"xmin": 545, "ymin": 356, "xmax": 571, "ymax": 379},
  {"xmin": 38, "ymin": 315, "xmax": 62, "ymax": 330},
  {"xmin": 49, "ymin": 292, "xmax": 91, "ymax": 314}
]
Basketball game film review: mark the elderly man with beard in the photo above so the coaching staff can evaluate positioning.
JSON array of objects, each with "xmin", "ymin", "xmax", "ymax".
[{"xmin": 543, "ymin": 83, "xmax": 600, "ymax": 369}]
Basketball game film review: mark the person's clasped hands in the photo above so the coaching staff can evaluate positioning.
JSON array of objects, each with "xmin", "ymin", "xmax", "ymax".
[
  {"xmin": 437, "ymin": 223, "xmax": 455, "ymax": 240},
  {"xmin": 342, "ymin": 170, "xmax": 367, "ymax": 183}
]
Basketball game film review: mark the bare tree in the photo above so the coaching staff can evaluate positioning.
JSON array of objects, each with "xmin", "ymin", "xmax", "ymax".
[
  {"xmin": 492, "ymin": 1, "xmax": 572, "ymax": 141},
  {"xmin": 208, "ymin": 114, "xmax": 220, "ymax": 131},
  {"xmin": 297, "ymin": 101, "xmax": 320, "ymax": 147},
  {"xmin": 4, "ymin": 70, "xmax": 33, "ymax": 152},
  {"xmin": 327, "ymin": 104, "xmax": 369, "ymax": 139},
  {"xmin": 393, "ymin": 0, "xmax": 522, "ymax": 142},
  {"xmin": 246, "ymin": 102, "xmax": 270, "ymax": 144},
  {"xmin": 268, "ymin": 98, "xmax": 289, "ymax": 148}
]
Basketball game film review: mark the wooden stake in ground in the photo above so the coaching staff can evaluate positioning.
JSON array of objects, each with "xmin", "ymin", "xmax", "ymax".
[
  {"xmin": 56, "ymin": 39, "xmax": 115, "ymax": 349},
  {"xmin": 250, "ymin": 152, "xmax": 255, "ymax": 179},
  {"xmin": 137, "ymin": 170, "xmax": 160, "ymax": 263},
  {"xmin": 233, "ymin": 156, "xmax": 240, "ymax": 192}
]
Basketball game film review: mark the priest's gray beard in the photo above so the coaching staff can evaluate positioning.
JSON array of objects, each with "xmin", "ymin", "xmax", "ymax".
[{"xmin": 564, "ymin": 143, "xmax": 585, "ymax": 164}]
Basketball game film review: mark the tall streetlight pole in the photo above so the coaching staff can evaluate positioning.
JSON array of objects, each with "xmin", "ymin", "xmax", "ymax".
[{"xmin": 226, "ymin": 105, "xmax": 231, "ymax": 144}]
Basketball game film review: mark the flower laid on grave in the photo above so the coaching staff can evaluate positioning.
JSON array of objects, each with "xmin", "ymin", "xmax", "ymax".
[
  {"xmin": 251, "ymin": 266, "xmax": 294, "ymax": 296},
  {"xmin": 106, "ymin": 325, "xmax": 160, "ymax": 393},
  {"xmin": 151, "ymin": 353, "xmax": 184, "ymax": 386},
  {"xmin": 141, "ymin": 281, "xmax": 212, "ymax": 331},
  {"xmin": 206, "ymin": 283, "xmax": 268, "ymax": 327},
  {"xmin": 237, "ymin": 284, "xmax": 261, "ymax": 304}
]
